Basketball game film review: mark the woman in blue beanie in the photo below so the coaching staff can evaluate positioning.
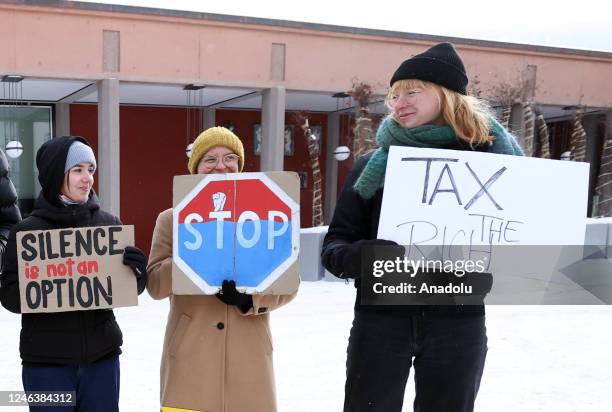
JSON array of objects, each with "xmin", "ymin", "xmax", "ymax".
[
  {"xmin": 322, "ymin": 43, "xmax": 523, "ymax": 412},
  {"xmin": 0, "ymin": 136, "xmax": 148, "ymax": 412}
]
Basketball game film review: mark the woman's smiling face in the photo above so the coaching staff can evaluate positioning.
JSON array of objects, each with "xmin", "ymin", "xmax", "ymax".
[
  {"xmin": 389, "ymin": 81, "xmax": 445, "ymax": 129},
  {"xmin": 61, "ymin": 162, "xmax": 94, "ymax": 203}
]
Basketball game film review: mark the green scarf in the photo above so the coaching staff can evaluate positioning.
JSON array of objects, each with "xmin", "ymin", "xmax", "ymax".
[{"xmin": 353, "ymin": 116, "xmax": 524, "ymax": 199}]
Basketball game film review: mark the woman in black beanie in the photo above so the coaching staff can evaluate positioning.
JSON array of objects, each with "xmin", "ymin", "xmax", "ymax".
[
  {"xmin": 322, "ymin": 43, "xmax": 523, "ymax": 412},
  {"xmin": 0, "ymin": 136, "xmax": 148, "ymax": 412}
]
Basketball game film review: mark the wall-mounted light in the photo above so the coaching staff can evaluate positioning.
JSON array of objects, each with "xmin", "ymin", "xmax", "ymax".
[
  {"xmin": 560, "ymin": 150, "xmax": 571, "ymax": 161},
  {"xmin": 2, "ymin": 75, "xmax": 24, "ymax": 83},
  {"xmin": 183, "ymin": 84, "xmax": 206, "ymax": 91},
  {"xmin": 184, "ymin": 84, "xmax": 207, "ymax": 157},
  {"xmin": 332, "ymin": 92, "xmax": 350, "ymax": 111},
  {"xmin": 5, "ymin": 140, "xmax": 23, "ymax": 159},
  {"xmin": 2, "ymin": 74, "xmax": 25, "ymax": 159},
  {"xmin": 333, "ymin": 146, "xmax": 350, "ymax": 161}
]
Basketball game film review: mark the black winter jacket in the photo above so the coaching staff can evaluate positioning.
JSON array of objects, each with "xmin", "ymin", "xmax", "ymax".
[
  {"xmin": 322, "ymin": 147, "xmax": 486, "ymax": 317},
  {"xmin": 0, "ymin": 192, "xmax": 128, "ymax": 365},
  {"xmin": 0, "ymin": 149, "xmax": 22, "ymax": 267},
  {"xmin": 0, "ymin": 136, "xmax": 145, "ymax": 365}
]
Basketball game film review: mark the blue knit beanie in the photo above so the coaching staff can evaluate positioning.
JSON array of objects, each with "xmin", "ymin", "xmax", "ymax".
[{"xmin": 65, "ymin": 141, "xmax": 96, "ymax": 173}]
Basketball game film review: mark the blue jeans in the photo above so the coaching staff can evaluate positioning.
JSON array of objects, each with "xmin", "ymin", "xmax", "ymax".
[
  {"xmin": 344, "ymin": 311, "xmax": 487, "ymax": 412},
  {"xmin": 22, "ymin": 356, "xmax": 120, "ymax": 412}
]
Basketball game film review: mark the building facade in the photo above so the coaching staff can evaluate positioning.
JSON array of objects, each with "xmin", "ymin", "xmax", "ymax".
[{"xmin": 2, "ymin": 0, "xmax": 611, "ymax": 252}]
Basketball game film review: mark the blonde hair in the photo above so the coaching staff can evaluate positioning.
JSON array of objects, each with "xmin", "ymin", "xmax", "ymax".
[{"xmin": 386, "ymin": 79, "xmax": 493, "ymax": 147}]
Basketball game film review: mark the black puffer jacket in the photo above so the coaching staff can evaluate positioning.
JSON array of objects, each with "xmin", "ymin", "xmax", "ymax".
[
  {"xmin": 322, "ymin": 146, "xmax": 486, "ymax": 317},
  {"xmin": 0, "ymin": 136, "xmax": 139, "ymax": 365},
  {"xmin": 0, "ymin": 149, "xmax": 22, "ymax": 267}
]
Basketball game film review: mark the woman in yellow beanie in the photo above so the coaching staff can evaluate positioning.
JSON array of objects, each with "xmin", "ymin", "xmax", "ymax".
[
  {"xmin": 187, "ymin": 126, "xmax": 246, "ymax": 174},
  {"xmin": 147, "ymin": 127, "xmax": 296, "ymax": 412}
]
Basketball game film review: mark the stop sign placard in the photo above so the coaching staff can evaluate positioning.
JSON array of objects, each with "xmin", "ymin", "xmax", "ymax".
[{"xmin": 172, "ymin": 172, "xmax": 300, "ymax": 294}]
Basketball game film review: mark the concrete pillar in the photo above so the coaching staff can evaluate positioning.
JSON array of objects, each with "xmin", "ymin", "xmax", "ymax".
[
  {"xmin": 97, "ymin": 78, "xmax": 121, "ymax": 217},
  {"xmin": 270, "ymin": 43, "xmax": 286, "ymax": 81},
  {"xmin": 103, "ymin": 30, "xmax": 120, "ymax": 72},
  {"xmin": 203, "ymin": 107, "xmax": 216, "ymax": 130},
  {"xmin": 55, "ymin": 103, "xmax": 70, "ymax": 137},
  {"xmin": 324, "ymin": 113, "xmax": 340, "ymax": 224},
  {"xmin": 260, "ymin": 87, "xmax": 285, "ymax": 171}
]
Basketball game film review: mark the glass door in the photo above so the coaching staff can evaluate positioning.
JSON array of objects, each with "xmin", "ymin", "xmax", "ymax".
[{"xmin": 0, "ymin": 105, "xmax": 52, "ymax": 215}]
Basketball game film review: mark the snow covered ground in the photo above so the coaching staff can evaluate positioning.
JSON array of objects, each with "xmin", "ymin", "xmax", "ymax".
[{"xmin": 1, "ymin": 281, "xmax": 611, "ymax": 411}]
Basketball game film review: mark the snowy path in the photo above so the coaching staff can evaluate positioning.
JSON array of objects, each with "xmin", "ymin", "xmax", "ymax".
[{"xmin": 1, "ymin": 281, "xmax": 611, "ymax": 411}]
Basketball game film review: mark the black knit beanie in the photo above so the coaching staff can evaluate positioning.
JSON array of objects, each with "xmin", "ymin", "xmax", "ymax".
[{"xmin": 390, "ymin": 42, "xmax": 468, "ymax": 95}]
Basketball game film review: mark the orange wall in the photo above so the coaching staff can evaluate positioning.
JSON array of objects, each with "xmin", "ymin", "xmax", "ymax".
[
  {"xmin": 70, "ymin": 105, "xmax": 328, "ymax": 255},
  {"xmin": 2, "ymin": 3, "xmax": 612, "ymax": 107}
]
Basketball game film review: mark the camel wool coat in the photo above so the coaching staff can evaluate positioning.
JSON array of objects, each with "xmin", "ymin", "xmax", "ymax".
[{"xmin": 147, "ymin": 208, "xmax": 297, "ymax": 412}]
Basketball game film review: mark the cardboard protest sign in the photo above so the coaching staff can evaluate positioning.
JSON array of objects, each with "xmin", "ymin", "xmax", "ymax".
[
  {"xmin": 372, "ymin": 146, "xmax": 591, "ymax": 304},
  {"xmin": 378, "ymin": 147, "xmax": 589, "ymax": 246},
  {"xmin": 17, "ymin": 225, "xmax": 138, "ymax": 313},
  {"xmin": 172, "ymin": 171, "xmax": 300, "ymax": 295}
]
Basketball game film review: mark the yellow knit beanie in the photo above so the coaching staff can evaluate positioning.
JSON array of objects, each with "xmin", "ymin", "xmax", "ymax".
[{"xmin": 188, "ymin": 126, "xmax": 245, "ymax": 174}]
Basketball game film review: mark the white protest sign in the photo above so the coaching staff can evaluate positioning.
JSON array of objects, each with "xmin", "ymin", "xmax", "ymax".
[
  {"xmin": 378, "ymin": 146, "xmax": 589, "ymax": 246},
  {"xmin": 372, "ymin": 147, "xmax": 591, "ymax": 304}
]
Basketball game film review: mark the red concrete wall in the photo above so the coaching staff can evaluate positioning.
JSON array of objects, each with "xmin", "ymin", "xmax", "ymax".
[
  {"xmin": 69, "ymin": 105, "xmax": 99, "ymax": 193},
  {"xmin": 70, "ymin": 105, "xmax": 328, "ymax": 256}
]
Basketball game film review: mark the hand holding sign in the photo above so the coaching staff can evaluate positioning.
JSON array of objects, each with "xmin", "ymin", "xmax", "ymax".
[
  {"xmin": 123, "ymin": 246, "xmax": 148, "ymax": 294},
  {"xmin": 340, "ymin": 239, "xmax": 405, "ymax": 279},
  {"xmin": 215, "ymin": 279, "xmax": 253, "ymax": 313}
]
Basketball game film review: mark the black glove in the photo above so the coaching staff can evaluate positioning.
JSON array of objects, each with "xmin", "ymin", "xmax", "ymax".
[
  {"xmin": 341, "ymin": 239, "xmax": 405, "ymax": 279},
  {"xmin": 215, "ymin": 279, "xmax": 253, "ymax": 314},
  {"xmin": 123, "ymin": 246, "xmax": 148, "ymax": 294}
]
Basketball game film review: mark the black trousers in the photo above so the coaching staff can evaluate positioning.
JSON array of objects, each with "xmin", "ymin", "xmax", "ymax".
[{"xmin": 344, "ymin": 311, "xmax": 487, "ymax": 412}]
